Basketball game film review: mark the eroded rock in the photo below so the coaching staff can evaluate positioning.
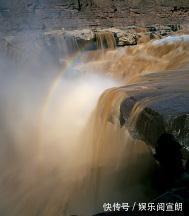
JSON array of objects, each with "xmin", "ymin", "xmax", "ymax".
[
  {"xmin": 65, "ymin": 29, "xmax": 95, "ymax": 41},
  {"xmin": 104, "ymin": 28, "xmax": 137, "ymax": 46},
  {"xmin": 120, "ymin": 69, "xmax": 189, "ymax": 148}
]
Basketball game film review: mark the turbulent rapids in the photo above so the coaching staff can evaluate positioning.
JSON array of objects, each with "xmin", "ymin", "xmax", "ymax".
[{"xmin": 0, "ymin": 33, "xmax": 189, "ymax": 216}]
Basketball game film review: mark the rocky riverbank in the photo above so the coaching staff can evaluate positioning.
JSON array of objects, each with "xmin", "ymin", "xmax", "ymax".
[{"xmin": 0, "ymin": 24, "xmax": 185, "ymax": 64}]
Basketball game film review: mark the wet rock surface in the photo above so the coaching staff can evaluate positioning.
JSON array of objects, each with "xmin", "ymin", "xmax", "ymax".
[
  {"xmin": 102, "ymin": 28, "xmax": 138, "ymax": 46},
  {"xmin": 120, "ymin": 69, "xmax": 189, "ymax": 148}
]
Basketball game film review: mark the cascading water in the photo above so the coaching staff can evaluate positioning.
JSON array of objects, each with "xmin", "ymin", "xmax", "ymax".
[
  {"xmin": 95, "ymin": 31, "xmax": 116, "ymax": 50},
  {"xmin": 0, "ymin": 33, "xmax": 189, "ymax": 215}
]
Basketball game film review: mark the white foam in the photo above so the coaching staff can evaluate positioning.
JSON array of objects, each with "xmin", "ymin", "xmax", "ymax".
[{"xmin": 152, "ymin": 34, "xmax": 189, "ymax": 46}]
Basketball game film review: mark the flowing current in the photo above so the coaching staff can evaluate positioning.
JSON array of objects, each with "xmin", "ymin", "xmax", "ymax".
[{"xmin": 0, "ymin": 34, "xmax": 189, "ymax": 215}]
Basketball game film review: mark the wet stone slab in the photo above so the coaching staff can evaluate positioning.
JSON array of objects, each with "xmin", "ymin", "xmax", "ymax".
[{"xmin": 119, "ymin": 69, "xmax": 189, "ymax": 148}]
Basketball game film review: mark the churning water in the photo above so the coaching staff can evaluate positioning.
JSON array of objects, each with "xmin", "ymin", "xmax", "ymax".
[{"xmin": 0, "ymin": 34, "xmax": 189, "ymax": 215}]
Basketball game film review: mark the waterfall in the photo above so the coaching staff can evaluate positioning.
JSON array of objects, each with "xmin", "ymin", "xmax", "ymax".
[
  {"xmin": 95, "ymin": 31, "xmax": 116, "ymax": 50},
  {"xmin": 72, "ymin": 87, "xmax": 157, "ymax": 214},
  {"xmin": 0, "ymin": 34, "xmax": 189, "ymax": 215},
  {"xmin": 0, "ymin": 30, "xmax": 117, "ymax": 67},
  {"xmin": 0, "ymin": 31, "xmax": 81, "ymax": 66}
]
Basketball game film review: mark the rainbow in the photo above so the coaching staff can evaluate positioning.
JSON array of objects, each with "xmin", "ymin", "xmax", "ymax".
[{"xmin": 38, "ymin": 50, "xmax": 84, "ymax": 151}]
